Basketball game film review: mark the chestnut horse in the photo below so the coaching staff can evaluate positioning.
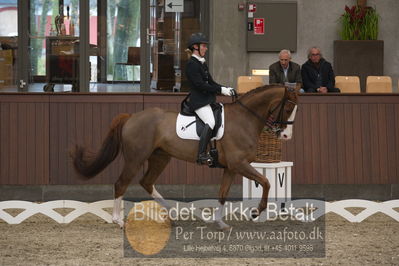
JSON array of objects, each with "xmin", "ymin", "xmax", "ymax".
[{"xmin": 71, "ymin": 85, "xmax": 298, "ymax": 229}]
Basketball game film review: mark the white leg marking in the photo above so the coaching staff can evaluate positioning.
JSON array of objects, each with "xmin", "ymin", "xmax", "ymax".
[
  {"xmin": 151, "ymin": 186, "xmax": 172, "ymax": 210},
  {"xmin": 112, "ymin": 196, "xmax": 124, "ymax": 228},
  {"xmin": 215, "ymin": 202, "xmax": 230, "ymax": 230}
]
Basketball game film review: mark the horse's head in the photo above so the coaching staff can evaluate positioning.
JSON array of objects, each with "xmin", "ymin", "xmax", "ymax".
[
  {"xmin": 236, "ymin": 85, "xmax": 298, "ymax": 140},
  {"xmin": 266, "ymin": 87, "xmax": 298, "ymax": 140}
]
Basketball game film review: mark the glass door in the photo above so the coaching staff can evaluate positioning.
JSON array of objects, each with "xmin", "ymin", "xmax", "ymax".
[
  {"xmin": 0, "ymin": 0, "xmax": 18, "ymax": 91},
  {"xmin": 28, "ymin": 0, "xmax": 80, "ymax": 92},
  {"xmin": 104, "ymin": 0, "xmax": 141, "ymax": 92},
  {"xmin": 145, "ymin": 0, "xmax": 205, "ymax": 92}
]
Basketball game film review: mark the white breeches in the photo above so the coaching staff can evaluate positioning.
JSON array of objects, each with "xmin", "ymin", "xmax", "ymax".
[{"xmin": 195, "ymin": 104, "xmax": 215, "ymax": 129}]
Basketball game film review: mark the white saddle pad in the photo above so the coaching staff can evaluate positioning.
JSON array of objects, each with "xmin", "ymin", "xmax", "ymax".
[{"xmin": 176, "ymin": 105, "xmax": 225, "ymax": 141}]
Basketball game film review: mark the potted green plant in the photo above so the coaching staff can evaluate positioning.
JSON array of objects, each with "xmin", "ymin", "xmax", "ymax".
[
  {"xmin": 339, "ymin": 5, "xmax": 379, "ymax": 40},
  {"xmin": 333, "ymin": 0, "xmax": 383, "ymax": 92}
]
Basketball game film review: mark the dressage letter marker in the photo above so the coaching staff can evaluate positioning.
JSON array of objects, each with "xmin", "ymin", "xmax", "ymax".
[{"xmin": 243, "ymin": 162, "xmax": 292, "ymax": 203}]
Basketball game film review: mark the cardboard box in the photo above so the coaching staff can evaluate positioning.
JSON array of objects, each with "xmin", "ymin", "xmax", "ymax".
[
  {"xmin": 0, "ymin": 64, "xmax": 14, "ymax": 86},
  {"xmin": 0, "ymin": 49, "xmax": 13, "ymax": 65}
]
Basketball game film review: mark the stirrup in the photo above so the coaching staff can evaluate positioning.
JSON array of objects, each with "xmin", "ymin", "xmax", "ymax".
[{"xmin": 197, "ymin": 153, "xmax": 213, "ymax": 165}]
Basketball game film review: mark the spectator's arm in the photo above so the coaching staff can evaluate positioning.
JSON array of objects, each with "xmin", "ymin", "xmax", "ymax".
[
  {"xmin": 269, "ymin": 68, "xmax": 277, "ymax": 84},
  {"xmin": 301, "ymin": 67, "xmax": 318, "ymax": 92},
  {"xmin": 326, "ymin": 64, "xmax": 335, "ymax": 90},
  {"xmin": 295, "ymin": 67, "xmax": 302, "ymax": 84}
]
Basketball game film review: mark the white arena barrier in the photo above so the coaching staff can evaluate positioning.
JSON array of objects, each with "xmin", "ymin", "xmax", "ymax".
[
  {"xmin": 0, "ymin": 200, "xmax": 116, "ymax": 224},
  {"xmin": 0, "ymin": 199, "xmax": 399, "ymax": 224}
]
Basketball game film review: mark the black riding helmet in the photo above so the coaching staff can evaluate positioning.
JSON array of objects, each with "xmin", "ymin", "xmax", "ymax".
[{"xmin": 187, "ymin": 32, "xmax": 209, "ymax": 53}]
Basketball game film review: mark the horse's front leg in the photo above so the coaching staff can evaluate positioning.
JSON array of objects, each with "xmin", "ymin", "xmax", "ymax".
[
  {"xmin": 215, "ymin": 169, "xmax": 236, "ymax": 230},
  {"xmin": 232, "ymin": 162, "xmax": 270, "ymax": 217}
]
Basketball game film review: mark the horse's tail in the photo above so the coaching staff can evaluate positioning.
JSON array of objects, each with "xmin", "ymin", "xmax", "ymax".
[{"xmin": 71, "ymin": 113, "xmax": 131, "ymax": 179}]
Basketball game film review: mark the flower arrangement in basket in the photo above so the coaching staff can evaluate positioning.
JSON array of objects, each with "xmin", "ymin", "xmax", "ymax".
[{"xmin": 339, "ymin": 3, "xmax": 379, "ymax": 40}]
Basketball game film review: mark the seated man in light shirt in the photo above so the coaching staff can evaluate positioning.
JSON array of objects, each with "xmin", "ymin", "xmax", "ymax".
[{"xmin": 269, "ymin": 49, "xmax": 302, "ymax": 89}]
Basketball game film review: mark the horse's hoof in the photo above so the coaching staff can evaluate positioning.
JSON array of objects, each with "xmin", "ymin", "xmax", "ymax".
[
  {"xmin": 216, "ymin": 220, "xmax": 231, "ymax": 231},
  {"xmin": 112, "ymin": 218, "xmax": 124, "ymax": 229},
  {"xmin": 251, "ymin": 208, "xmax": 259, "ymax": 220}
]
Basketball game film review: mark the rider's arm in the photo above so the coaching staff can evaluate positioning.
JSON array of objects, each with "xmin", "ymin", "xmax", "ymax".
[{"xmin": 186, "ymin": 61, "xmax": 221, "ymax": 94}]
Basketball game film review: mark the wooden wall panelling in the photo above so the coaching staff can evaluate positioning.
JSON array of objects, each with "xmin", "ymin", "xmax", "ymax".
[
  {"xmin": 302, "ymin": 103, "xmax": 313, "ymax": 183},
  {"xmin": 335, "ymin": 103, "xmax": 346, "ymax": 184},
  {"xmin": 310, "ymin": 104, "xmax": 321, "ymax": 185},
  {"xmin": 384, "ymin": 104, "xmax": 395, "ymax": 184},
  {"xmin": 0, "ymin": 102, "xmax": 10, "ymax": 184},
  {"xmin": 327, "ymin": 104, "xmax": 338, "ymax": 184},
  {"xmin": 360, "ymin": 104, "xmax": 372, "ymax": 184},
  {"xmin": 343, "ymin": 104, "xmax": 355, "ymax": 184},
  {"xmin": 394, "ymin": 104, "xmax": 399, "ymax": 183},
  {"xmin": 1, "ymin": 93, "xmax": 399, "ymax": 186},
  {"xmin": 48, "ymin": 94, "xmax": 144, "ymax": 185},
  {"xmin": 291, "ymin": 100, "xmax": 305, "ymax": 182},
  {"xmin": 0, "ymin": 95, "xmax": 49, "ymax": 185},
  {"xmin": 377, "ymin": 104, "xmax": 388, "ymax": 183},
  {"xmin": 352, "ymin": 104, "xmax": 363, "ymax": 184},
  {"xmin": 318, "ymin": 103, "xmax": 329, "ymax": 184},
  {"xmin": 369, "ymin": 104, "xmax": 380, "ymax": 183}
]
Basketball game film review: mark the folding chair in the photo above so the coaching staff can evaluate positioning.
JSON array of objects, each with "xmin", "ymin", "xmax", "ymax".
[{"xmin": 237, "ymin": 76, "xmax": 264, "ymax": 94}]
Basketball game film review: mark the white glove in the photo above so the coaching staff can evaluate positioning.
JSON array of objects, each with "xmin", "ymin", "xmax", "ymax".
[{"xmin": 221, "ymin": 87, "xmax": 236, "ymax": 96}]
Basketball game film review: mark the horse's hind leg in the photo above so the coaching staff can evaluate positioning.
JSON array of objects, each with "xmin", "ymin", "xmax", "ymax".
[
  {"xmin": 139, "ymin": 149, "xmax": 171, "ymax": 209},
  {"xmin": 112, "ymin": 163, "xmax": 142, "ymax": 228}
]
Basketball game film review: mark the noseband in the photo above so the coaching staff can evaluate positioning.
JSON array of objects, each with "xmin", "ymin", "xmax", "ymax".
[{"xmin": 236, "ymin": 88, "xmax": 296, "ymax": 136}]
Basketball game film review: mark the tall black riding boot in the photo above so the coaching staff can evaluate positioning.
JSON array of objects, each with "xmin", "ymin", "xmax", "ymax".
[{"xmin": 197, "ymin": 124, "xmax": 213, "ymax": 165}]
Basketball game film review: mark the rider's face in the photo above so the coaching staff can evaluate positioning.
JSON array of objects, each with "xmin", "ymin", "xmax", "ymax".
[{"xmin": 197, "ymin": 43, "xmax": 207, "ymax": 57}]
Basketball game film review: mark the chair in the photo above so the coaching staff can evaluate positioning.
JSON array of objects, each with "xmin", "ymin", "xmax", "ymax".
[
  {"xmin": 237, "ymin": 76, "xmax": 264, "ymax": 94},
  {"xmin": 366, "ymin": 76, "xmax": 392, "ymax": 93},
  {"xmin": 335, "ymin": 76, "xmax": 361, "ymax": 93},
  {"xmin": 113, "ymin": 47, "xmax": 140, "ymax": 81}
]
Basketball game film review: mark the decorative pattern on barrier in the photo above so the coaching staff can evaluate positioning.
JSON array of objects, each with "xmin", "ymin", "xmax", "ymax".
[
  {"xmin": 0, "ymin": 199, "xmax": 398, "ymax": 224},
  {"xmin": 0, "ymin": 200, "xmax": 114, "ymax": 224}
]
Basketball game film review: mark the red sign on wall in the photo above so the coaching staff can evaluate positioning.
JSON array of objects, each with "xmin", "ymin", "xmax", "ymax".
[
  {"xmin": 248, "ymin": 3, "xmax": 256, "ymax": 12},
  {"xmin": 254, "ymin": 18, "xmax": 264, "ymax": 35}
]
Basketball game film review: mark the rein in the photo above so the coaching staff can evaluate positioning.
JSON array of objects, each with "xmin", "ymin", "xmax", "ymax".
[{"xmin": 235, "ymin": 89, "xmax": 296, "ymax": 135}]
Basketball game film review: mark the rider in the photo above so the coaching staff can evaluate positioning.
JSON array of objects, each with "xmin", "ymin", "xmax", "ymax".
[{"xmin": 185, "ymin": 32, "xmax": 236, "ymax": 165}]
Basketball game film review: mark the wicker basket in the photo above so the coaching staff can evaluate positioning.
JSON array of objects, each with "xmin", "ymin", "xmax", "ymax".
[{"xmin": 255, "ymin": 129, "xmax": 282, "ymax": 163}]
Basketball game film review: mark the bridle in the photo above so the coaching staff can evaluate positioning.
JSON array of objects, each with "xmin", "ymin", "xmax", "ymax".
[{"xmin": 235, "ymin": 88, "xmax": 297, "ymax": 136}]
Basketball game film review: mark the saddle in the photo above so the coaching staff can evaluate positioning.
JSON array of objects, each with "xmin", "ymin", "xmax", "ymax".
[
  {"xmin": 178, "ymin": 99, "xmax": 224, "ymax": 168},
  {"xmin": 180, "ymin": 100, "xmax": 223, "ymax": 138}
]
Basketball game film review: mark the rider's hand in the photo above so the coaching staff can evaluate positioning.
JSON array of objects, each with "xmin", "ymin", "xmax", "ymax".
[
  {"xmin": 228, "ymin": 87, "xmax": 237, "ymax": 97},
  {"xmin": 221, "ymin": 87, "xmax": 236, "ymax": 96}
]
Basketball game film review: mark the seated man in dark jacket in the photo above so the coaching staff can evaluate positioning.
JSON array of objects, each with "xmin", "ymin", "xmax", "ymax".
[
  {"xmin": 301, "ymin": 47, "xmax": 340, "ymax": 93},
  {"xmin": 269, "ymin": 49, "xmax": 302, "ymax": 87}
]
